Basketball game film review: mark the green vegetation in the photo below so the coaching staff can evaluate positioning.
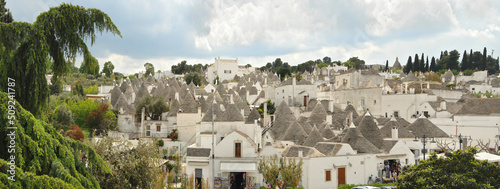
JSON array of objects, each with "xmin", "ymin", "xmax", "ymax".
[
  {"xmin": 0, "ymin": 3, "xmax": 121, "ymax": 118},
  {"xmin": 338, "ymin": 183, "xmax": 397, "ymax": 189},
  {"xmin": 184, "ymin": 72, "xmax": 202, "ymax": 86},
  {"xmin": 258, "ymin": 155, "xmax": 303, "ymax": 189},
  {"xmin": 257, "ymin": 100, "xmax": 276, "ymax": 118},
  {"xmin": 171, "ymin": 60, "xmax": 208, "ymax": 74},
  {"xmin": 398, "ymin": 148, "xmax": 500, "ymax": 188},
  {"xmin": 144, "ymin": 62, "xmax": 155, "ymax": 76},
  {"xmin": 101, "ymin": 61, "xmax": 114, "ymax": 77},
  {"xmin": 0, "ymin": 92, "xmax": 110, "ymax": 188},
  {"xmin": 135, "ymin": 94, "xmax": 169, "ymax": 120}
]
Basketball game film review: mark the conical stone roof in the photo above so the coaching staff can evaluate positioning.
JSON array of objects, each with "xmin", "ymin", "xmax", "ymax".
[
  {"xmin": 246, "ymin": 107, "xmax": 261, "ymax": 124},
  {"xmin": 321, "ymin": 125, "xmax": 335, "ymax": 139},
  {"xmin": 379, "ymin": 117, "xmax": 415, "ymax": 138},
  {"xmin": 303, "ymin": 126, "xmax": 325, "ymax": 147},
  {"xmin": 341, "ymin": 123, "xmax": 380, "ymax": 154},
  {"xmin": 407, "ymin": 117, "xmax": 449, "ymax": 138},
  {"xmin": 357, "ymin": 111, "xmax": 384, "ymax": 149},
  {"xmin": 300, "ymin": 122, "xmax": 313, "ymax": 134},
  {"xmin": 179, "ymin": 92, "xmax": 198, "ymax": 113},
  {"xmin": 280, "ymin": 121, "xmax": 308, "ymax": 145},
  {"xmin": 308, "ymin": 103, "xmax": 327, "ymax": 127},
  {"xmin": 216, "ymin": 103, "xmax": 244, "ymax": 122}
]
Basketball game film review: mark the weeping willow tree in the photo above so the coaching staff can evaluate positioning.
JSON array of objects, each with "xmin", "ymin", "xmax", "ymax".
[
  {"xmin": 0, "ymin": 92, "xmax": 111, "ymax": 188},
  {"xmin": 0, "ymin": 3, "xmax": 121, "ymax": 118}
]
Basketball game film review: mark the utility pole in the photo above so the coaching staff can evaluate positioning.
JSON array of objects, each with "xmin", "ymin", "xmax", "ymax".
[{"xmin": 211, "ymin": 92, "xmax": 215, "ymax": 189}]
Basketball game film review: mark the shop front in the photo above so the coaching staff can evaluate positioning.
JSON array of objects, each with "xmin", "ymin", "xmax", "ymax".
[{"xmin": 215, "ymin": 162, "xmax": 259, "ymax": 189}]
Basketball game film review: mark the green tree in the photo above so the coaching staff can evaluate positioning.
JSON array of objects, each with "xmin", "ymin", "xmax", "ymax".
[
  {"xmin": 184, "ymin": 72, "xmax": 202, "ymax": 86},
  {"xmin": 144, "ymin": 62, "xmax": 155, "ymax": 76},
  {"xmin": 398, "ymin": 148, "xmax": 500, "ymax": 188},
  {"xmin": 79, "ymin": 55, "xmax": 100, "ymax": 76},
  {"xmin": 257, "ymin": 100, "xmax": 275, "ymax": 118},
  {"xmin": 0, "ymin": 0, "xmax": 13, "ymax": 23},
  {"xmin": 88, "ymin": 137, "xmax": 164, "ymax": 188},
  {"xmin": 482, "ymin": 47, "xmax": 487, "ymax": 70},
  {"xmin": 273, "ymin": 58, "xmax": 283, "ymax": 68},
  {"xmin": 403, "ymin": 56, "xmax": 412, "ymax": 73},
  {"xmin": 461, "ymin": 50, "xmax": 469, "ymax": 71},
  {"xmin": 0, "ymin": 92, "xmax": 111, "ymax": 188},
  {"xmin": 276, "ymin": 67, "xmax": 291, "ymax": 81},
  {"xmin": 413, "ymin": 54, "xmax": 420, "ymax": 72},
  {"xmin": 53, "ymin": 103, "xmax": 75, "ymax": 130},
  {"xmin": 343, "ymin": 57, "xmax": 365, "ymax": 70},
  {"xmin": 425, "ymin": 56, "xmax": 429, "ymax": 72},
  {"xmin": 136, "ymin": 94, "xmax": 169, "ymax": 120},
  {"xmin": 73, "ymin": 79, "xmax": 85, "ymax": 96},
  {"xmin": 171, "ymin": 60, "xmax": 188, "ymax": 74},
  {"xmin": 84, "ymin": 85, "xmax": 98, "ymax": 95},
  {"xmin": 430, "ymin": 57, "xmax": 437, "ymax": 72},
  {"xmin": 0, "ymin": 4, "xmax": 121, "ymax": 118},
  {"xmin": 101, "ymin": 61, "xmax": 114, "ymax": 77},
  {"xmin": 385, "ymin": 60, "xmax": 389, "ymax": 72},
  {"xmin": 323, "ymin": 56, "xmax": 332, "ymax": 65},
  {"xmin": 258, "ymin": 155, "xmax": 303, "ymax": 189},
  {"xmin": 245, "ymin": 64, "xmax": 252, "ymax": 68}
]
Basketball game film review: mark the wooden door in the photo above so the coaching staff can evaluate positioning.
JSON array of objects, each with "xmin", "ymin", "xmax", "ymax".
[{"xmin": 337, "ymin": 167, "xmax": 346, "ymax": 186}]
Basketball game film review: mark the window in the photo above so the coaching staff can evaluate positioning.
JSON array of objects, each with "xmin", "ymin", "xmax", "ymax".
[
  {"xmin": 156, "ymin": 125, "xmax": 161, "ymax": 132},
  {"xmin": 374, "ymin": 100, "xmax": 376, "ymax": 104},
  {"xmin": 472, "ymin": 88, "xmax": 475, "ymax": 91},
  {"xmin": 325, "ymin": 170, "xmax": 331, "ymax": 181},
  {"xmin": 235, "ymin": 142, "xmax": 241, "ymax": 157},
  {"xmin": 146, "ymin": 125, "xmax": 151, "ymax": 130},
  {"xmin": 394, "ymin": 111, "xmax": 399, "ymax": 118}
]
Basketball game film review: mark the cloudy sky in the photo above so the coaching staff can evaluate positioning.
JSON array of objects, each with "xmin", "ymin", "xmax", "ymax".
[{"xmin": 6, "ymin": 0, "xmax": 500, "ymax": 75}]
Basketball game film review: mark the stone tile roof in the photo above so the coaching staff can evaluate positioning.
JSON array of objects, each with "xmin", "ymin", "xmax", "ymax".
[
  {"xmin": 308, "ymin": 103, "xmax": 327, "ymax": 127},
  {"xmin": 216, "ymin": 103, "xmax": 244, "ymax": 122},
  {"xmin": 303, "ymin": 126, "xmax": 324, "ymax": 147},
  {"xmin": 281, "ymin": 145, "xmax": 325, "ymax": 158},
  {"xmin": 110, "ymin": 86, "xmax": 123, "ymax": 106},
  {"xmin": 216, "ymin": 84, "xmax": 226, "ymax": 95},
  {"xmin": 313, "ymin": 142, "xmax": 344, "ymax": 156},
  {"xmin": 455, "ymin": 98, "xmax": 500, "ymax": 116},
  {"xmin": 344, "ymin": 104, "xmax": 359, "ymax": 118},
  {"xmin": 297, "ymin": 79, "xmax": 312, "ymax": 85},
  {"xmin": 379, "ymin": 117, "xmax": 414, "ymax": 138},
  {"xmin": 300, "ymin": 122, "xmax": 313, "ymax": 134},
  {"xmin": 321, "ymin": 125, "xmax": 336, "ymax": 139},
  {"xmin": 381, "ymin": 140, "xmax": 399, "ymax": 153},
  {"xmin": 187, "ymin": 148, "xmax": 211, "ymax": 157},
  {"xmin": 245, "ymin": 107, "xmax": 261, "ymax": 124},
  {"xmin": 280, "ymin": 121, "xmax": 308, "ymax": 145},
  {"xmin": 341, "ymin": 124, "xmax": 379, "ymax": 154},
  {"xmin": 357, "ymin": 112, "xmax": 384, "ymax": 149},
  {"xmin": 179, "ymin": 92, "xmax": 198, "ymax": 113},
  {"xmin": 201, "ymin": 103, "xmax": 221, "ymax": 122},
  {"xmin": 406, "ymin": 117, "xmax": 449, "ymax": 138}
]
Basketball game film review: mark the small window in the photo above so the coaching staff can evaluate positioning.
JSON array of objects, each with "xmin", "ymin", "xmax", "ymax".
[
  {"xmin": 235, "ymin": 142, "xmax": 241, "ymax": 157},
  {"xmin": 146, "ymin": 125, "xmax": 151, "ymax": 130},
  {"xmin": 156, "ymin": 125, "xmax": 161, "ymax": 132},
  {"xmin": 325, "ymin": 170, "xmax": 331, "ymax": 181},
  {"xmin": 282, "ymin": 89, "xmax": 284, "ymax": 93},
  {"xmin": 374, "ymin": 100, "xmax": 376, "ymax": 104},
  {"xmin": 394, "ymin": 111, "xmax": 399, "ymax": 118}
]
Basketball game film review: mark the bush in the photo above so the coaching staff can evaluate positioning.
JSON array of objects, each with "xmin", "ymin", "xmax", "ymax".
[{"xmin": 338, "ymin": 183, "xmax": 397, "ymax": 189}]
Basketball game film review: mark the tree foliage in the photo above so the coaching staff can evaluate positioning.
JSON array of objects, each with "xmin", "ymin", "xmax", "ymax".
[
  {"xmin": 53, "ymin": 103, "xmax": 75, "ymax": 130},
  {"xmin": 135, "ymin": 94, "xmax": 169, "ymax": 120},
  {"xmin": 258, "ymin": 155, "xmax": 303, "ymax": 189},
  {"xmin": 257, "ymin": 100, "xmax": 276, "ymax": 118},
  {"xmin": 0, "ymin": 0, "xmax": 13, "ymax": 23},
  {"xmin": 0, "ymin": 4, "xmax": 121, "ymax": 118},
  {"xmin": 184, "ymin": 72, "xmax": 202, "ymax": 86},
  {"xmin": 101, "ymin": 61, "xmax": 114, "ymax": 77},
  {"xmin": 0, "ymin": 92, "xmax": 110, "ymax": 188},
  {"xmin": 79, "ymin": 55, "xmax": 100, "ymax": 76},
  {"xmin": 65, "ymin": 124, "xmax": 85, "ymax": 141},
  {"xmin": 86, "ymin": 103, "xmax": 116, "ymax": 134},
  {"xmin": 144, "ymin": 62, "xmax": 155, "ymax": 76},
  {"xmin": 398, "ymin": 148, "xmax": 500, "ymax": 189},
  {"xmin": 88, "ymin": 137, "xmax": 164, "ymax": 189},
  {"xmin": 343, "ymin": 57, "xmax": 365, "ymax": 70}
]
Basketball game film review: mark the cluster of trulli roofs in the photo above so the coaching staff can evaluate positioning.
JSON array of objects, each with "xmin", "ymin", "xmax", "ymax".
[{"xmin": 98, "ymin": 58, "xmax": 500, "ymax": 189}]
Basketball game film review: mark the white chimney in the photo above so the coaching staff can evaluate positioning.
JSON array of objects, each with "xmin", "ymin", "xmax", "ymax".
[
  {"xmin": 292, "ymin": 77, "xmax": 296, "ymax": 86},
  {"xmin": 440, "ymin": 101, "xmax": 446, "ymax": 110},
  {"xmin": 391, "ymin": 126, "xmax": 398, "ymax": 140},
  {"xmin": 298, "ymin": 150, "xmax": 303, "ymax": 157},
  {"xmin": 230, "ymin": 94, "xmax": 234, "ymax": 104},
  {"xmin": 175, "ymin": 92, "xmax": 179, "ymax": 101},
  {"xmin": 241, "ymin": 109, "xmax": 244, "ymax": 118}
]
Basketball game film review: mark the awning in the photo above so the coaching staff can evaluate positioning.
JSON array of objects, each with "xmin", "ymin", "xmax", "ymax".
[{"xmin": 220, "ymin": 162, "xmax": 257, "ymax": 172}]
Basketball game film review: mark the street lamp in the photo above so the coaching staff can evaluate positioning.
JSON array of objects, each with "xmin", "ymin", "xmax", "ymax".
[{"xmin": 414, "ymin": 135, "xmax": 436, "ymax": 161}]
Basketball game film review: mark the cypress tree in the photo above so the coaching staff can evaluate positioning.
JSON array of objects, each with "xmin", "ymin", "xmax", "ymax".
[
  {"xmin": 461, "ymin": 50, "xmax": 468, "ymax": 71},
  {"xmin": 404, "ymin": 56, "xmax": 413, "ymax": 74},
  {"xmin": 0, "ymin": 0, "xmax": 13, "ymax": 23},
  {"xmin": 482, "ymin": 47, "xmax": 487, "ymax": 70},
  {"xmin": 385, "ymin": 60, "xmax": 389, "ymax": 72},
  {"xmin": 425, "ymin": 56, "xmax": 429, "ymax": 72},
  {"xmin": 413, "ymin": 54, "xmax": 420, "ymax": 72},
  {"xmin": 430, "ymin": 57, "xmax": 437, "ymax": 72}
]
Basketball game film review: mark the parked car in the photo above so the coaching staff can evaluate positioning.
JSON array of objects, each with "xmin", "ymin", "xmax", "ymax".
[{"xmin": 380, "ymin": 186, "xmax": 397, "ymax": 189}]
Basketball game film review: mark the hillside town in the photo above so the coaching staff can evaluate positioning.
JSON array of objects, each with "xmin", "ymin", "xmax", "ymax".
[{"xmin": 92, "ymin": 57, "xmax": 500, "ymax": 189}]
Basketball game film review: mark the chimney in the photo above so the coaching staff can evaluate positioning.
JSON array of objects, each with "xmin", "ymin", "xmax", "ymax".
[
  {"xmin": 141, "ymin": 107, "xmax": 145, "ymax": 137},
  {"xmin": 264, "ymin": 102, "xmax": 268, "ymax": 126},
  {"xmin": 198, "ymin": 105, "xmax": 202, "ymax": 118},
  {"xmin": 440, "ymin": 101, "xmax": 446, "ymax": 110},
  {"xmin": 292, "ymin": 77, "xmax": 296, "ymax": 86},
  {"xmin": 392, "ymin": 126, "xmax": 399, "ymax": 140},
  {"xmin": 175, "ymin": 92, "xmax": 179, "ymax": 101},
  {"xmin": 241, "ymin": 109, "xmax": 244, "ymax": 118},
  {"xmin": 298, "ymin": 150, "xmax": 303, "ymax": 158},
  {"xmin": 246, "ymin": 90, "xmax": 249, "ymax": 101},
  {"xmin": 230, "ymin": 94, "xmax": 234, "ymax": 104}
]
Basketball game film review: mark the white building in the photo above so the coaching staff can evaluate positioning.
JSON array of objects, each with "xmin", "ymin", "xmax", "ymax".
[{"xmin": 207, "ymin": 57, "xmax": 239, "ymax": 84}]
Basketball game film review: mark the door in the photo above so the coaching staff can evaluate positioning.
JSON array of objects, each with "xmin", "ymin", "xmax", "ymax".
[
  {"xmin": 303, "ymin": 96, "xmax": 307, "ymax": 106},
  {"xmin": 195, "ymin": 169, "xmax": 202, "ymax": 189},
  {"xmin": 337, "ymin": 167, "xmax": 346, "ymax": 186}
]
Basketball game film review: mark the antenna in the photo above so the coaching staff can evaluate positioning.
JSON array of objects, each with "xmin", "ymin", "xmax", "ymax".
[{"xmin": 492, "ymin": 49, "xmax": 495, "ymax": 56}]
